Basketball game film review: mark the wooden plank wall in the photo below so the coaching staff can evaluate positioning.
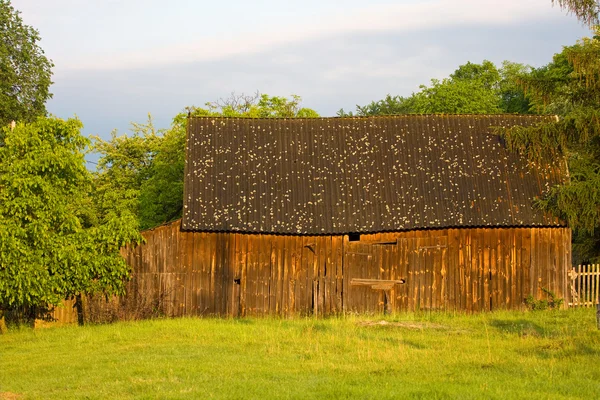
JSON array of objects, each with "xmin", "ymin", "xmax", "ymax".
[
  {"xmin": 50, "ymin": 299, "xmax": 78, "ymax": 324},
  {"xmin": 117, "ymin": 221, "xmax": 571, "ymax": 317}
]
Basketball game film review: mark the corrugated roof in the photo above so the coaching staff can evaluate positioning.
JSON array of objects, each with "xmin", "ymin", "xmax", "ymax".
[{"xmin": 182, "ymin": 115, "xmax": 565, "ymax": 234}]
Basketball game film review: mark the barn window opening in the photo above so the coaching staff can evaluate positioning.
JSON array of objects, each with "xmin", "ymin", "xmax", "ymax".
[{"xmin": 349, "ymin": 233, "xmax": 361, "ymax": 242}]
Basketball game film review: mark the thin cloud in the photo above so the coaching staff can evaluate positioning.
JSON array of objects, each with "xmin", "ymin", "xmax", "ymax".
[{"xmin": 59, "ymin": 0, "xmax": 568, "ymax": 71}]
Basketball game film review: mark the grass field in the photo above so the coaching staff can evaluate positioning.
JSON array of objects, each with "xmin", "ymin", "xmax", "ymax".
[{"xmin": 1, "ymin": 309, "xmax": 599, "ymax": 399}]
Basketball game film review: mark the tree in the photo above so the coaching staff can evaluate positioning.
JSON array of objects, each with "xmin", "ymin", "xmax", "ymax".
[
  {"xmin": 96, "ymin": 93, "xmax": 319, "ymax": 231},
  {"xmin": 498, "ymin": 61, "xmax": 533, "ymax": 114},
  {"xmin": 554, "ymin": 0, "xmax": 599, "ymax": 25},
  {"xmin": 347, "ymin": 61, "xmax": 533, "ymax": 116},
  {"xmin": 0, "ymin": 0, "xmax": 53, "ymax": 127},
  {"xmin": 138, "ymin": 120, "xmax": 185, "ymax": 229},
  {"xmin": 501, "ymin": 27, "xmax": 600, "ymax": 263},
  {"xmin": 194, "ymin": 92, "xmax": 320, "ymax": 118},
  {"xmin": 411, "ymin": 75, "xmax": 502, "ymax": 114},
  {"xmin": 0, "ymin": 117, "xmax": 141, "ymax": 325},
  {"xmin": 93, "ymin": 116, "xmax": 159, "ymax": 231},
  {"xmin": 338, "ymin": 94, "xmax": 417, "ymax": 117}
]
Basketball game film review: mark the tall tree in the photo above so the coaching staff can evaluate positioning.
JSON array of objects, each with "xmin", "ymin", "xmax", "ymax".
[
  {"xmin": 554, "ymin": 0, "xmax": 599, "ymax": 25},
  {"xmin": 0, "ymin": 117, "xmax": 141, "ymax": 325},
  {"xmin": 346, "ymin": 60, "xmax": 533, "ymax": 116},
  {"xmin": 0, "ymin": 0, "xmax": 53, "ymax": 127},
  {"xmin": 96, "ymin": 93, "xmax": 319, "ymax": 231},
  {"xmin": 501, "ymin": 27, "xmax": 600, "ymax": 263}
]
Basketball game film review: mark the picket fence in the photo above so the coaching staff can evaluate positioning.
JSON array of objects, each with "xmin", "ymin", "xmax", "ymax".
[{"xmin": 568, "ymin": 264, "xmax": 600, "ymax": 307}]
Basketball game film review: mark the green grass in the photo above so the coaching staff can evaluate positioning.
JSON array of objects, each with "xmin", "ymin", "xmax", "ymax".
[{"xmin": 1, "ymin": 309, "xmax": 599, "ymax": 399}]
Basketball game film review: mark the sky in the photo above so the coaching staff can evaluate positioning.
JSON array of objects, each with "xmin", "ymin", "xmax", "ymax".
[{"xmin": 13, "ymin": 0, "xmax": 591, "ymax": 149}]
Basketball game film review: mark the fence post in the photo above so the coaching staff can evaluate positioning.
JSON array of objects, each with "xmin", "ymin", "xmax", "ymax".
[{"xmin": 596, "ymin": 264, "xmax": 600, "ymax": 330}]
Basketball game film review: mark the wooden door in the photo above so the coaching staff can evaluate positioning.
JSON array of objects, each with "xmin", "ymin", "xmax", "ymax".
[
  {"xmin": 341, "ymin": 235, "xmax": 448, "ymax": 313},
  {"xmin": 343, "ymin": 237, "xmax": 403, "ymax": 314}
]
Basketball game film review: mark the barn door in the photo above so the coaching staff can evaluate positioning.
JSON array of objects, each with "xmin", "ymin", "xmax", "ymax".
[{"xmin": 343, "ymin": 237, "xmax": 401, "ymax": 314}]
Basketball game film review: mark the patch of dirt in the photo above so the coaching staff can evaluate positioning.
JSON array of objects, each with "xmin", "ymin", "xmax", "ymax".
[
  {"xmin": 0, "ymin": 393, "xmax": 23, "ymax": 400},
  {"xmin": 357, "ymin": 320, "xmax": 450, "ymax": 330}
]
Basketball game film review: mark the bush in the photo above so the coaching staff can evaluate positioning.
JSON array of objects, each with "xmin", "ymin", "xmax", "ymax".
[{"xmin": 525, "ymin": 288, "xmax": 564, "ymax": 310}]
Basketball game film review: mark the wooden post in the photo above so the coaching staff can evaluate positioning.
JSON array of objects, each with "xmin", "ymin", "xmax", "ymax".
[
  {"xmin": 313, "ymin": 280, "xmax": 318, "ymax": 317},
  {"xmin": 597, "ymin": 265, "xmax": 600, "ymax": 330},
  {"xmin": 384, "ymin": 290, "xmax": 392, "ymax": 315},
  {"xmin": 597, "ymin": 295, "xmax": 600, "ymax": 330}
]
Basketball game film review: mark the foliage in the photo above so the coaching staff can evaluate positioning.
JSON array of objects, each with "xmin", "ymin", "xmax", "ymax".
[
  {"xmin": 338, "ymin": 94, "xmax": 418, "ymax": 117},
  {"xmin": 0, "ymin": 117, "xmax": 141, "ymax": 324},
  {"xmin": 498, "ymin": 61, "xmax": 534, "ymax": 114},
  {"xmin": 1, "ymin": 309, "xmax": 599, "ymax": 398},
  {"xmin": 501, "ymin": 28, "xmax": 600, "ymax": 262},
  {"xmin": 191, "ymin": 92, "xmax": 320, "ymax": 118},
  {"xmin": 524, "ymin": 288, "xmax": 565, "ymax": 310},
  {"xmin": 93, "ymin": 116, "xmax": 159, "ymax": 231},
  {"xmin": 554, "ymin": 0, "xmax": 600, "ymax": 25},
  {"xmin": 0, "ymin": 0, "xmax": 53, "ymax": 127},
  {"xmin": 96, "ymin": 93, "xmax": 319, "ymax": 230},
  {"xmin": 138, "ymin": 121, "xmax": 185, "ymax": 229},
  {"xmin": 345, "ymin": 60, "xmax": 533, "ymax": 116}
]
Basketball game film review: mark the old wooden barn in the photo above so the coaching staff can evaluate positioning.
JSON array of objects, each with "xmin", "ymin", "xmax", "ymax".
[{"xmin": 120, "ymin": 114, "xmax": 571, "ymax": 317}]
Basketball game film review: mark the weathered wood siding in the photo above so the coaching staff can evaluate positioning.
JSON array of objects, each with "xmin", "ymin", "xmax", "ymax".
[
  {"xmin": 50, "ymin": 299, "xmax": 78, "ymax": 324},
  {"xmin": 119, "ymin": 220, "xmax": 571, "ymax": 316}
]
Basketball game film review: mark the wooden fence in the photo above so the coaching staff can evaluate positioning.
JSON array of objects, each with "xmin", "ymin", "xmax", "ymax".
[{"xmin": 568, "ymin": 264, "xmax": 600, "ymax": 307}]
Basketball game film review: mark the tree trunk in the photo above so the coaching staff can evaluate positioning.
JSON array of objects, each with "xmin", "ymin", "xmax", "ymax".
[
  {"xmin": 0, "ymin": 313, "xmax": 7, "ymax": 334},
  {"xmin": 75, "ymin": 294, "xmax": 85, "ymax": 326}
]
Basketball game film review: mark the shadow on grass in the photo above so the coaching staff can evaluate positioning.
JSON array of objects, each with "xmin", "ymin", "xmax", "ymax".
[
  {"xmin": 488, "ymin": 319, "xmax": 547, "ymax": 337},
  {"xmin": 401, "ymin": 339, "xmax": 428, "ymax": 350}
]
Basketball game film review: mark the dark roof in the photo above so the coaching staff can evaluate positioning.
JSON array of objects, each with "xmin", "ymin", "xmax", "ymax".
[{"xmin": 182, "ymin": 115, "xmax": 565, "ymax": 234}]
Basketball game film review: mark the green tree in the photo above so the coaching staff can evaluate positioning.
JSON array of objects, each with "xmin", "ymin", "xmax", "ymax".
[
  {"xmin": 554, "ymin": 0, "xmax": 599, "ymax": 25},
  {"xmin": 349, "ymin": 60, "xmax": 533, "ymax": 116},
  {"xmin": 96, "ymin": 93, "xmax": 319, "ymax": 231},
  {"xmin": 138, "ymin": 121, "xmax": 185, "ymax": 229},
  {"xmin": 0, "ymin": 0, "xmax": 53, "ymax": 127},
  {"xmin": 93, "ymin": 116, "xmax": 159, "ymax": 230},
  {"xmin": 0, "ymin": 117, "xmax": 141, "ymax": 325},
  {"xmin": 195, "ymin": 92, "xmax": 320, "ymax": 118},
  {"xmin": 498, "ymin": 61, "xmax": 534, "ymax": 114},
  {"xmin": 501, "ymin": 28, "xmax": 600, "ymax": 263},
  {"xmin": 338, "ymin": 94, "xmax": 418, "ymax": 117}
]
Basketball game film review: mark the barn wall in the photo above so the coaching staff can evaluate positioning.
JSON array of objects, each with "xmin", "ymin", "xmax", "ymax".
[{"xmin": 117, "ymin": 221, "xmax": 571, "ymax": 317}]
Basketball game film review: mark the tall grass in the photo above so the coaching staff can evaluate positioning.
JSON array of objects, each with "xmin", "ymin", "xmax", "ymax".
[{"xmin": 1, "ymin": 309, "xmax": 599, "ymax": 399}]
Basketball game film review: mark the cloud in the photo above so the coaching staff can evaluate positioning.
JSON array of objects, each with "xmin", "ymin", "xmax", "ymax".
[
  {"xmin": 48, "ymin": 21, "xmax": 589, "ymax": 142},
  {"xmin": 56, "ymin": 0, "xmax": 573, "ymax": 71}
]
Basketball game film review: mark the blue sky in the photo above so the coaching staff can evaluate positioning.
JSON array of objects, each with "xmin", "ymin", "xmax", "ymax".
[{"xmin": 13, "ymin": 0, "xmax": 591, "ymax": 145}]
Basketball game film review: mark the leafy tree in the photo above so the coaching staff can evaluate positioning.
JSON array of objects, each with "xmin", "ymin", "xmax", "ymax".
[
  {"xmin": 554, "ymin": 0, "xmax": 599, "ymax": 25},
  {"xmin": 348, "ymin": 61, "xmax": 533, "ymax": 116},
  {"xmin": 96, "ymin": 93, "xmax": 319, "ymax": 230},
  {"xmin": 93, "ymin": 116, "xmax": 159, "ymax": 230},
  {"xmin": 338, "ymin": 94, "xmax": 417, "ymax": 117},
  {"xmin": 501, "ymin": 27, "xmax": 600, "ymax": 263},
  {"xmin": 0, "ymin": 0, "xmax": 53, "ymax": 127},
  {"xmin": 138, "ymin": 121, "xmax": 185, "ymax": 229},
  {"xmin": 412, "ymin": 76, "xmax": 501, "ymax": 114},
  {"xmin": 195, "ymin": 92, "xmax": 320, "ymax": 118},
  {"xmin": 0, "ymin": 117, "xmax": 141, "ymax": 325},
  {"xmin": 498, "ymin": 61, "xmax": 534, "ymax": 114}
]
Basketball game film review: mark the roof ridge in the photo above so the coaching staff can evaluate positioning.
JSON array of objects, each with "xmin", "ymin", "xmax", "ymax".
[{"xmin": 187, "ymin": 114, "xmax": 556, "ymax": 120}]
